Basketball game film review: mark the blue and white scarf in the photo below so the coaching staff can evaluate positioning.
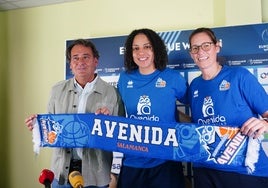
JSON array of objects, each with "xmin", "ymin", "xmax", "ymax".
[{"xmin": 32, "ymin": 113, "xmax": 263, "ymax": 174}]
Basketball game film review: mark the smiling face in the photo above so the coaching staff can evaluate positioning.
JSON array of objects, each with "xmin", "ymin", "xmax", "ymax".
[
  {"xmin": 190, "ymin": 32, "xmax": 220, "ymax": 71},
  {"xmin": 70, "ymin": 44, "xmax": 98, "ymax": 84},
  {"xmin": 132, "ymin": 34, "xmax": 156, "ymax": 74}
]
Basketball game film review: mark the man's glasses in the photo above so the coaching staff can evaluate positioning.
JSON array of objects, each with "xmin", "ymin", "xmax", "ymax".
[{"xmin": 189, "ymin": 42, "xmax": 214, "ymax": 54}]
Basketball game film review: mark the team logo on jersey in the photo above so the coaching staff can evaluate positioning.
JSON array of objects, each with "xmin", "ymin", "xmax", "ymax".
[
  {"xmin": 202, "ymin": 96, "xmax": 214, "ymax": 117},
  {"xmin": 137, "ymin": 95, "xmax": 151, "ymax": 115},
  {"xmin": 127, "ymin": 80, "xmax": 133, "ymax": 88},
  {"xmin": 219, "ymin": 80, "xmax": 230, "ymax": 91},
  {"xmin": 155, "ymin": 78, "xmax": 166, "ymax": 88}
]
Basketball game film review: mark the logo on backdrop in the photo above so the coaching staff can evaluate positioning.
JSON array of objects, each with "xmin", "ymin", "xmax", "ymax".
[
  {"xmin": 259, "ymin": 28, "xmax": 268, "ymax": 52},
  {"xmin": 262, "ymin": 28, "xmax": 268, "ymax": 43}
]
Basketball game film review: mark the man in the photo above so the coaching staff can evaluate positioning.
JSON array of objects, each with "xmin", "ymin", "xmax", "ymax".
[{"xmin": 25, "ymin": 39, "xmax": 124, "ymax": 188}]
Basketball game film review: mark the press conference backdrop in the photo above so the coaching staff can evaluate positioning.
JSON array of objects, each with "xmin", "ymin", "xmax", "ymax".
[{"xmin": 66, "ymin": 23, "xmax": 268, "ymax": 174}]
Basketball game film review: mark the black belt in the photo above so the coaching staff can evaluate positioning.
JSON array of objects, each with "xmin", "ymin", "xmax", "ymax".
[
  {"xmin": 68, "ymin": 159, "xmax": 82, "ymax": 185},
  {"xmin": 69, "ymin": 159, "xmax": 82, "ymax": 174}
]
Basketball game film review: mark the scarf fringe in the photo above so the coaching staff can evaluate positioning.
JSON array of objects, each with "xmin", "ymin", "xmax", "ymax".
[
  {"xmin": 32, "ymin": 119, "xmax": 41, "ymax": 155},
  {"xmin": 245, "ymin": 135, "xmax": 263, "ymax": 174}
]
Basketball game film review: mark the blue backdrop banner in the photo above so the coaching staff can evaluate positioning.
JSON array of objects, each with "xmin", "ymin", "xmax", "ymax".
[{"xmin": 66, "ymin": 23, "xmax": 268, "ymax": 81}]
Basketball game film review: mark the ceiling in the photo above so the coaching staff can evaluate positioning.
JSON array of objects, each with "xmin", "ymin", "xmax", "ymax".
[{"xmin": 0, "ymin": 0, "xmax": 80, "ymax": 11}]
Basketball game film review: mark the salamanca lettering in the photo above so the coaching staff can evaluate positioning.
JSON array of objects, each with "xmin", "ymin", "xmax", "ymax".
[
  {"xmin": 91, "ymin": 118, "xmax": 179, "ymax": 147},
  {"xmin": 117, "ymin": 142, "xmax": 149, "ymax": 152}
]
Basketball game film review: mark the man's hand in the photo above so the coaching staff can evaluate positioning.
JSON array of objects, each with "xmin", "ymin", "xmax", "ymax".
[
  {"xmin": 95, "ymin": 107, "xmax": 111, "ymax": 115},
  {"xmin": 25, "ymin": 114, "xmax": 37, "ymax": 131}
]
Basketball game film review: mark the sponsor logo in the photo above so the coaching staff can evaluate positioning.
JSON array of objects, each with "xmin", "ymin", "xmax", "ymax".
[
  {"xmin": 193, "ymin": 90, "xmax": 198, "ymax": 98},
  {"xmin": 130, "ymin": 95, "xmax": 160, "ymax": 121},
  {"xmin": 260, "ymin": 72, "xmax": 268, "ymax": 79},
  {"xmin": 91, "ymin": 119, "xmax": 180, "ymax": 147},
  {"xmin": 127, "ymin": 80, "xmax": 133, "ymax": 88},
  {"xmin": 202, "ymin": 96, "xmax": 214, "ymax": 117},
  {"xmin": 137, "ymin": 95, "xmax": 151, "ymax": 115},
  {"xmin": 199, "ymin": 96, "xmax": 226, "ymax": 125}
]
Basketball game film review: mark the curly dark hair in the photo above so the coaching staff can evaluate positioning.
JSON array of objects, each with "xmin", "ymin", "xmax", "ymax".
[
  {"xmin": 124, "ymin": 28, "xmax": 168, "ymax": 72},
  {"xmin": 66, "ymin": 39, "xmax": 100, "ymax": 62},
  {"xmin": 188, "ymin": 27, "xmax": 217, "ymax": 46}
]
